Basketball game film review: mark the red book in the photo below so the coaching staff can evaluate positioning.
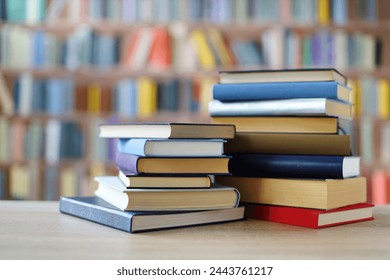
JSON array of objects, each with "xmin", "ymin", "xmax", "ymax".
[
  {"xmin": 245, "ymin": 203, "xmax": 374, "ymax": 229},
  {"xmin": 148, "ymin": 27, "xmax": 171, "ymax": 69}
]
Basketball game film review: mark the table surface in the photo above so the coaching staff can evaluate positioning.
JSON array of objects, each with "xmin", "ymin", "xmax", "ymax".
[{"xmin": 0, "ymin": 200, "xmax": 389, "ymax": 260}]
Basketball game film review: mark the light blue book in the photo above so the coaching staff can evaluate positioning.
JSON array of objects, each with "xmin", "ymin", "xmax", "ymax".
[{"xmin": 117, "ymin": 138, "xmax": 225, "ymax": 157}]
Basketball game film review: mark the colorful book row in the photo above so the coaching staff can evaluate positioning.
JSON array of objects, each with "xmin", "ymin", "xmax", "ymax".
[
  {"xmin": 1, "ymin": 24, "xmax": 385, "ymax": 72},
  {"xmin": 284, "ymin": 29, "xmax": 382, "ymax": 71},
  {"xmin": 0, "ymin": 161, "xmax": 116, "ymax": 200},
  {"xmin": 5, "ymin": 75, "xmax": 214, "ymax": 118},
  {"xmin": 0, "ymin": 25, "xmax": 266, "ymax": 70},
  {"xmin": 0, "ymin": 116, "xmax": 119, "ymax": 164},
  {"xmin": 0, "ymin": 0, "xmax": 386, "ymax": 25}
]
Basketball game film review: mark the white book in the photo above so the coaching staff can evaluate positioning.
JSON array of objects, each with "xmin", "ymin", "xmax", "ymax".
[{"xmin": 209, "ymin": 98, "xmax": 352, "ymax": 118}]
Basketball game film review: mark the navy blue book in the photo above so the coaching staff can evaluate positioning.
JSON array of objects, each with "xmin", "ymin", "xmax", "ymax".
[
  {"xmin": 228, "ymin": 154, "xmax": 360, "ymax": 179},
  {"xmin": 59, "ymin": 196, "xmax": 245, "ymax": 233},
  {"xmin": 212, "ymin": 81, "xmax": 351, "ymax": 103}
]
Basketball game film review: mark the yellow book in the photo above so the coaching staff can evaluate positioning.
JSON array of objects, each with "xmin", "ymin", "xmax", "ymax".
[
  {"xmin": 318, "ymin": 0, "xmax": 330, "ymax": 25},
  {"xmin": 87, "ymin": 84, "xmax": 101, "ymax": 113},
  {"xmin": 206, "ymin": 28, "xmax": 234, "ymax": 68},
  {"xmin": 189, "ymin": 29, "xmax": 216, "ymax": 70},
  {"xmin": 351, "ymin": 79, "xmax": 362, "ymax": 117},
  {"xmin": 137, "ymin": 77, "xmax": 157, "ymax": 118},
  {"xmin": 378, "ymin": 79, "xmax": 390, "ymax": 119},
  {"xmin": 60, "ymin": 166, "xmax": 77, "ymax": 197}
]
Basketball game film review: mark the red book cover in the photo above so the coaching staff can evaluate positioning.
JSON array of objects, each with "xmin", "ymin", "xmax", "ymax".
[{"xmin": 245, "ymin": 203, "xmax": 374, "ymax": 229}]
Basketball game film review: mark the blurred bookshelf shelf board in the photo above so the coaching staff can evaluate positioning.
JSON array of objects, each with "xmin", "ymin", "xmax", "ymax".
[{"xmin": 0, "ymin": 201, "xmax": 389, "ymax": 259}]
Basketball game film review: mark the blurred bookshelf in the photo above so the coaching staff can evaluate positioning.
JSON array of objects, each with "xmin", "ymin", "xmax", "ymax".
[{"xmin": 0, "ymin": 0, "xmax": 389, "ymax": 203}]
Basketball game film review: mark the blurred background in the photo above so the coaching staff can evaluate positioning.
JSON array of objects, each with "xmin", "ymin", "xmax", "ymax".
[{"xmin": 0, "ymin": 0, "xmax": 389, "ymax": 203}]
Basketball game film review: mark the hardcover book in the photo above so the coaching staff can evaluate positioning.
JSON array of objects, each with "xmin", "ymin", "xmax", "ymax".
[
  {"xmin": 212, "ymin": 81, "xmax": 351, "ymax": 103},
  {"xmin": 212, "ymin": 116, "xmax": 339, "ymax": 134},
  {"xmin": 219, "ymin": 68, "xmax": 347, "ymax": 85},
  {"xmin": 215, "ymin": 176, "xmax": 367, "ymax": 210},
  {"xmin": 115, "ymin": 152, "xmax": 230, "ymax": 175},
  {"xmin": 209, "ymin": 98, "xmax": 352, "ymax": 118},
  {"xmin": 98, "ymin": 122, "xmax": 235, "ymax": 139},
  {"xmin": 228, "ymin": 154, "xmax": 360, "ymax": 179},
  {"xmin": 244, "ymin": 203, "xmax": 374, "ymax": 229},
  {"xmin": 59, "ymin": 196, "xmax": 245, "ymax": 233},
  {"xmin": 118, "ymin": 169, "xmax": 212, "ymax": 189},
  {"xmin": 224, "ymin": 132, "xmax": 351, "ymax": 156},
  {"xmin": 117, "ymin": 138, "xmax": 225, "ymax": 157},
  {"xmin": 94, "ymin": 176, "xmax": 240, "ymax": 211}
]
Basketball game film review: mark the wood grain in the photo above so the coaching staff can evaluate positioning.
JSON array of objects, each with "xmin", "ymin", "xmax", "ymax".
[{"xmin": 0, "ymin": 201, "xmax": 389, "ymax": 260}]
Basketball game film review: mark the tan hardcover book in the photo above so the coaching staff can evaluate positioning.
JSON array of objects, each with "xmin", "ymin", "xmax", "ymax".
[
  {"xmin": 212, "ymin": 116, "xmax": 338, "ymax": 134},
  {"xmin": 118, "ymin": 170, "xmax": 212, "ymax": 189},
  {"xmin": 224, "ymin": 132, "xmax": 351, "ymax": 155},
  {"xmin": 219, "ymin": 68, "xmax": 347, "ymax": 85},
  {"xmin": 94, "ymin": 176, "xmax": 240, "ymax": 211},
  {"xmin": 216, "ymin": 176, "xmax": 367, "ymax": 210}
]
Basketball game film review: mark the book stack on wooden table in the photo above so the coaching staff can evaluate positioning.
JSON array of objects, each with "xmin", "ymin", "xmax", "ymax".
[
  {"xmin": 59, "ymin": 122, "xmax": 245, "ymax": 233},
  {"xmin": 211, "ymin": 68, "xmax": 374, "ymax": 229}
]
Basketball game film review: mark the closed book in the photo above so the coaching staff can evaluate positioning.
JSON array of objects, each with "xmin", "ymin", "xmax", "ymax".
[
  {"xmin": 94, "ymin": 176, "xmax": 240, "ymax": 211},
  {"xmin": 98, "ymin": 122, "xmax": 235, "ymax": 139},
  {"xmin": 117, "ymin": 138, "xmax": 225, "ymax": 157},
  {"xmin": 212, "ymin": 81, "xmax": 351, "ymax": 103},
  {"xmin": 59, "ymin": 196, "xmax": 245, "ymax": 233},
  {"xmin": 224, "ymin": 132, "xmax": 351, "ymax": 156},
  {"xmin": 209, "ymin": 98, "xmax": 352, "ymax": 118},
  {"xmin": 118, "ymin": 169, "xmax": 212, "ymax": 188},
  {"xmin": 228, "ymin": 154, "xmax": 360, "ymax": 179},
  {"xmin": 244, "ymin": 203, "xmax": 374, "ymax": 229},
  {"xmin": 115, "ymin": 152, "xmax": 230, "ymax": 175},
  {"xmin": 215, "ymin": 176, "xmax": 367, "ymax": 210},
  {"xmin": 219, "ymin": 68, "xmax": 347, "ymax": 85},
  {"xmin": 212, "ymin": 116, "xmax": 338, "ymax": 134}
]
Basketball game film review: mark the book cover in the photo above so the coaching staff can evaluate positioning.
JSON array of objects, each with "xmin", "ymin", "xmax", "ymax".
[
  {"xmin": 208, "ymin": 98, "xmax": 352, "ymax": 118},
  {"xmin": 224, "ymin": 132, "xmax": 351, "ymax": 156},
  {"xmin": 215, "ymin": 176, "xmax": 367, "ymax": 210},
  {"xmin": 98, "ymin": 122, "xmax": 235, "ymax": 139},
  {"xmin": 115, "ymin": 152, "xmax": 230, "ymax": 175},
  {"xmin": 118, "ymin": 169, "xmax": 212, "ymax": 188},
  {"xmin": 117, "ymin": 138, "xmax": 225, "ymax": 157},
  {"xmin": 94, "ymin": 176, "xmax": 240, "ymax": 211},
  {"xmin": 59, "ymin": 196, "xmax": 245, "ymax": 233},
  {"xmin": 219, "ymin": 68, "xmax": 347, "ymax": 85},
  {"xmin": 212, "ymin": 115, "xmax": 339, "ymax": 134},
  {"xmin": 228, "ymin": 154, "xmax": 360, "ymax": 179},
  {"xmin": 244, "ymin": 203, "xmax": 374, "ymax": 229},
  {"xmin": 212, "ymin": 81, "xmax": 351, "ymax": 103}
]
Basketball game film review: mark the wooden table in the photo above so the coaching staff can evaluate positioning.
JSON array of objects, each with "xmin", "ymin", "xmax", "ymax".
[{"xmin": 0, "ymin": 201, "xmax": 389, "ymax": 260}]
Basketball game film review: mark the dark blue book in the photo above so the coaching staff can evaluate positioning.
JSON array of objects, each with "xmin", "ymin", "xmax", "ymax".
[
  {"xmin": 212, "ymin": 81, "xmax": 351, "ymax": 103},
  {"xmin": 59, "ymin": 196, "xmax": 245, "ymax": 233},
  {"xmin": 228, "ymin": 154, "xmax": 360, "ymax": 179}
]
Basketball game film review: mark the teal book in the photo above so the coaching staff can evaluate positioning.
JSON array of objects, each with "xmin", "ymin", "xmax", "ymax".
[{"xmin": 6, "ymin": 0, "xmax": 26, "ymax": 22}]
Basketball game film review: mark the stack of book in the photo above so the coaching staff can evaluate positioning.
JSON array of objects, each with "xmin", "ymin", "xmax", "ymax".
[
  {"xmin": 210, "ymin": 68, "xmax": 374, "ymax": 229},
  {"xmin": 60, "ymin": 122, "xmax": 245, "ymax": 233}
]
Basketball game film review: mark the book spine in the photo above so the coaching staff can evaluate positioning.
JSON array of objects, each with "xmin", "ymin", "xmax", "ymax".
[
  {"xmin": 115, "ymin": 152, "xmax": 140, "ymax": 175},
  {"xmin": 117, "ymin": 139, "xmax": 147, "ymax": 156},
  {"xmin": 228, "ymin": 154, "xmax": 345, "ymax": 179},
  {"xmin": 212, "ymin": 81, "xmax": 340, "ymax": 102}
]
